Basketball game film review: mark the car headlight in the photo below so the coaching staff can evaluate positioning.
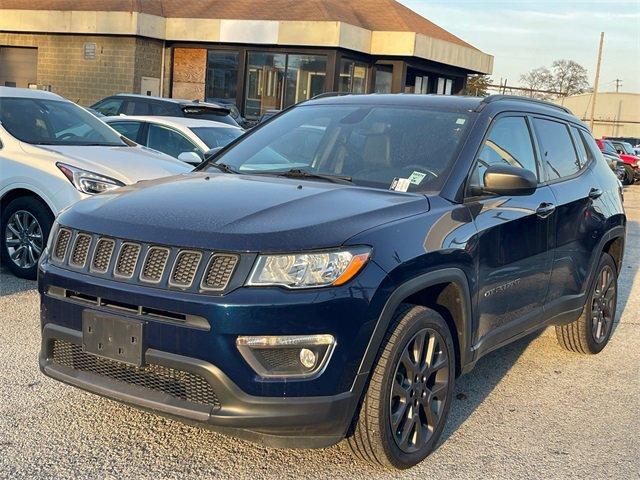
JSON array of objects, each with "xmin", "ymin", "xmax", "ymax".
[
  {"xmin": 57, "ymin": 162, "xmax": 125, "ymax": 195},
  {"xmin": 246, "ymin": 247, "xmax": 371, "ymax": 289}
]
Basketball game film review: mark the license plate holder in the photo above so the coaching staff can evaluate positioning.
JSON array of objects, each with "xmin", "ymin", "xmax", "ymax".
[{"xmin": 82, "ymin": 310, "xmax": 145, "ymax": 367}]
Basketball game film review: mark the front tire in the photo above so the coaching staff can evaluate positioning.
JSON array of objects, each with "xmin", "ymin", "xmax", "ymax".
[
  {"xmin": 348, "ymin": 305, "xmax": 455, "ymax": 469},
  {"xmin": 1, "ymin": 196, "xmax": 53, "ymax": 280},
  {"xmin": 555, "ymin": 252, "xmax": 617, "ymax": 354}
]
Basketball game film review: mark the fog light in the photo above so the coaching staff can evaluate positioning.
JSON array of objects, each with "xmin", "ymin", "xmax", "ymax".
[
  {"xmin": 299, "ymin": 348, "xmax": 317, "ymax": 369},
  {"xmin": 236, "ymin": 334, "xmax": 336, "ymax": 379}
]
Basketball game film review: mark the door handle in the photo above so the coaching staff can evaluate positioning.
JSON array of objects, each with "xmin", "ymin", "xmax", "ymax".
[
  {"xmin": 536, "ymin": 202, "xmax": 556, "ymax": 218},
  {"xmin": 589, "ymin": 187, "xmax": 603, "ymax": 199}
]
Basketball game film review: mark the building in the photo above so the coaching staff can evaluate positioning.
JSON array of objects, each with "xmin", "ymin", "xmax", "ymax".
[
  {"xmin": 557, "ymin": 92, "xmax": 640, "ymax": 139},
  {"xmin": 0, "ymin": 0, "xmax": 493, "ymax": 120}
]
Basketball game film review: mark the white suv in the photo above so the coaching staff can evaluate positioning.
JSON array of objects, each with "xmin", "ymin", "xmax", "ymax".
[{"xmin": 0, "ymin": 87, "xmax": 191, "ymax": 279}]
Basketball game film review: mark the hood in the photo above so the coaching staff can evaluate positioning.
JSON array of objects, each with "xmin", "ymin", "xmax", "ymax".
[
  {"xmin": 22, "ymin": 143, "xmax": 191, "ymax": 183},
  {"xmin": 59, "ymin": 173, "xmax": 429, "ymax": 251}
]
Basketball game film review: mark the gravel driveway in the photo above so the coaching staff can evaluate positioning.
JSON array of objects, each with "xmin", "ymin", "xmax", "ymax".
[{"xmin": 1, "ymin": 187, "xmax": 638, "ymax": 480}]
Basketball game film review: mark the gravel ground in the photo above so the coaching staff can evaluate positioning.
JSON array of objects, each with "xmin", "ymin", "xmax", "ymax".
[{"xmin": 1, "ymin": 188, "xmax": 639, "ymax": 480}]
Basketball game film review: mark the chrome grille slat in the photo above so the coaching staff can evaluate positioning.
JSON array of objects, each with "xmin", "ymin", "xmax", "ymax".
[
  {"xmin": 53, "ymin": 228, "xmax": 72, "ymax": 262},
  {"xmin": 169, "ymin": 250, "xmax": 202, "ymax": 288},
  {"xmin": 114, "ymin": 242, "xmax": 141, "ymax": 278},
  {"xmin": 201, "ymin": 254, "xmax": 238, "ymax": 291},
  {"xmin": 91, "ymin": 238, "xmax": 115, "ymax": 273},
  {"xmin": 53, "ymin": 228, "xmax": 238, "ymax": 294},
  {"xmin": 69, "ymin": 233, "xmax": 92, "ymax": 268},
  {"xmin": 140, "ymin": 247, "xmax": 170, "ymax": 283}
]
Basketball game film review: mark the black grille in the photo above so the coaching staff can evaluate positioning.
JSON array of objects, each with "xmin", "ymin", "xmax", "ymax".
[
  {"xmin": 170, "ymin": 251, "xmax": 202, "ymax": 287},
  {"xmin": 202, "ymin": 254, "xmax": 238, "ymax": 291},
  {"xmin": 91, "ymin": 238, "xmax": 115, "ymax": 273},
  {"xmin": 254, "ymin": 348, "xmax": 302, "ymax": 370},
  {"xmin": 115, "ymin": 243, "xmax": 141, "ymax": 278},
  {"xmin": 53, "ymin": 229, "xmax": 72, "ymax": 261},
  {"xmin": 52, "ymin": 340, "xmax": 220, "ymax": 409},
  {"xmin": 140, "ymin": 247, "xmax": 169, "ymax": 283},
  {"xmin": 69, "ymin": 233, "xmax": 92, "ymax": 267}
]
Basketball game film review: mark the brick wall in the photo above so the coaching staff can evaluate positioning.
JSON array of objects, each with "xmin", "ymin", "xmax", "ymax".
[{"xmin": 0, "ymin": 33, "xmax": 165, "ymax": 106}]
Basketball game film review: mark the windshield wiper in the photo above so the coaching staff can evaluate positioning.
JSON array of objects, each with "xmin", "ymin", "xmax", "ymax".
[
  {"xmin": 264, "ymin": 169, "xmax": 353, "ymax": 185},
  {"xmin": 208, "ymin": 162, "xmax": 238, "ymax": 174}
]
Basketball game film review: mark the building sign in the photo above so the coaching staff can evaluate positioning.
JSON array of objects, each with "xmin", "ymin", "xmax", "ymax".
[{"xmin": 84, "ymin": 43, "xmax": 97, "ymax": 60}]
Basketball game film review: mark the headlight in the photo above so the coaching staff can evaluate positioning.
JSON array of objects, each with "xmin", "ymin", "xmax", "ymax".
[
  {"xmin": 57, "ymin": 162, "xmax": 125, "ymax": 195},
  {"xmin": 247, "ymin": 247, "xmax": 371, "ymax": 289}
]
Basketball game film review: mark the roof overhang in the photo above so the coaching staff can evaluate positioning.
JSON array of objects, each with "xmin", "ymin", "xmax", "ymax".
[{"xmin": 0, "ymin": 9, "xmax": 493, "ymax": 74}]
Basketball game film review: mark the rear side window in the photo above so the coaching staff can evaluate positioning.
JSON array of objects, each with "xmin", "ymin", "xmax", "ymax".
[
  {"xmin": 147, "ymin": 124, "xmax": 199, "ymax": 158},
  {"xmin": 570, "ymin": 126, "xmax": 594, "ymax": 167},
  {"xmin": 533, "ymin": 118, "xmax": 580, "ymax": 181},
  {"xmin": 150, "ymin": 102, "xmax": 172, "ymax": 115},
  {"xmin": 122, "ymin": 100, "xmax": 150, "ymax": 115},
  {"xmin": 579, "ymin": 130, "xmax": 603, "ymax": 164},
  {"xmin": 468, "ymin": 116, "xmax": 537, "ymax": 195}
]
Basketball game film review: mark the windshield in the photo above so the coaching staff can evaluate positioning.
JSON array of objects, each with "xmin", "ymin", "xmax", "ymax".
[
  {"xmin": 0, "ymin": 97, "xmax": 125, "ymax": 146},
  {"xmin": 617, "ymin": 142, "xmax": 635, "ymax": 155},
  {"xmin": 191, "ymin": 127, "xmax": 243, "ymax": 149},
  {"xmin": 603, "ymin": 141, "xmax": 618, "ymax": 155},
  {"xmin": 204, "ymin": 104, "xmax": 474, "ymax": 192}
]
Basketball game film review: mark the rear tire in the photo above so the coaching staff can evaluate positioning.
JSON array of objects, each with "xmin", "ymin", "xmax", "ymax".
[
  {"xmin": 1, "ymin": 196, "xmax": 53, "ymax": 280},
  {"xmin": 347, "ymin": 305, "xmax": 455, "ymax": 469},
  {"xmin": 555, "ymin": 252, "xmax": 617, "ymax": 354},
  {"xmin": 622, "ymin": 165, "xmax": 634, "ymax": 185}
]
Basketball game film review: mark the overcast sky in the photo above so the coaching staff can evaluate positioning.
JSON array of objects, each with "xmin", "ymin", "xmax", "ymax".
[{"xmin": 400, "ymin": 0, "xmax": 640, "ymax": 93}]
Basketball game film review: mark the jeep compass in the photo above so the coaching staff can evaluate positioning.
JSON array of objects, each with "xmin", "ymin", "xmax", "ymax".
[{"xmin": 38, "ymin": 94, "xmax": 625, "ymax": 469}]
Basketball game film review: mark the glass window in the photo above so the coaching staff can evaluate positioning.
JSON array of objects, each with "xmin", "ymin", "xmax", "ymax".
[
  {"xmin": 374, "ymin": 66, "xmax": 393, "ymax": 94},
  {"xmin": 92, "ymin": 98, "xmax": 123, "ymax": 116},
  {"xmin": 0, "ymin": 97, "xmax": 125, "ymax": 146},
  {"xmin": 206, "ymin": 51, "xmax": 239, "ymax": 102},
  {"xmin": 468, "ymin": 116, "xmax": 537, "ymax": 195},
  {"xmin": 190, "ymin": 126, "xmax": 243, "ymax": 149},
  {"xmin": 245, "ymin": 52, "xmax": 286, "ymax": 120},
  {"xmin": 578, "ymin": 130, "xmax": 600, "ymax": 165},
  {"xmin": 338, "ymin": 59, "xmax": 368, "ymax": 94},
  {"xmin": 122, "ymin": 100, "xmax": 150, "ymax": 115},
  {"xmin": 570, "ymin": 126, "xmax": 594, "ymax": 167},
  {"xmin": 284, "ymin": 54, "xmax": 327, "ymax": 107},
  {"xmin": 109, "ymin": 121, "xmax": 142, "ymax": 142},
  {"xmin": 533, "ymin": 118, "xmax": 581, "ymax": 180},
  {"xmin": 207, "ymin": 104, "xmax": 474, "ymax": 193},
  {"xmin": 150, "ymin": 102, "xmax": 173, "ymax": 116},
  {"xmin": 147, "ymin": 124, "xmax": 199, "ymax": 158}
]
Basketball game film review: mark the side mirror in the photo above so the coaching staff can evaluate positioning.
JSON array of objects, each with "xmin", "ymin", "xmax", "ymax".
[
  {"xmin": 483, "ymin": 165, "xmax": 537, "ymax": 196},
  {"xmin": 203, "ymin": 146, "xmax": 223, "ymax": 161},
  {"xmin": 177, "ymin": 151, "xmax": 203, "ymax": 165}
]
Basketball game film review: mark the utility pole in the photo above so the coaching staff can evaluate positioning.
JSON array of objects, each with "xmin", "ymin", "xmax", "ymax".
[
  {"xmin": 590, "ymin": 32, "xmax": 604, "ymax": 132},
  {"xmin": 615, "ymin": 78, "xmax": 623, "ymax": 93}
]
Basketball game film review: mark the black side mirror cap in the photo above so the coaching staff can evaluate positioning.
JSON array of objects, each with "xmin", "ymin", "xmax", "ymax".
[{"xmin": 482, "ymin": 164, "xmax": 537, "ymax": 196}]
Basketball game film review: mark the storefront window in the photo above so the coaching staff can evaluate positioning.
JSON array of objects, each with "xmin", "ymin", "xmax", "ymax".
[
  {"xmin": 338, "ymin": 58, "xmax": 369, "ymax": 94},
  {"xmin": 436, "ymin": 77, "xmax": 453, "ymax": 95},
  {"xmin": 205, "ymin": 51, "xmax": 239, "ymax": 103},
  {"xmin": 284, "ymin": 54, "xmax": 327, "ymax": 107},
  {"xmin": 245, "ymin": 52, "xmax": 286, "ymax": 120},
  {"xmin": 374, "ymin": 66, "xmax": 393, "ymax": 93}
]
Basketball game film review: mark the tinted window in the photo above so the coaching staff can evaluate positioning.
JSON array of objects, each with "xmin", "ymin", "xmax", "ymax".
[
  {"xmin": 0, "ymin": 97, "xmax": 125, "ymax": 146},
  {"xmin": 570, "ymin": 126, "xmax": 593, "ymax": 167},
  {"xmin": 147, "ymin": 124, "xmax": 199, "ymax": 158},
  {"xmin": 92, "ymin": 98, "xmax": 123, "ymax": 116},
  {"xmin": 579, "ymin": 130, "xmax": 602, "ymax": 164},
  {"xmin": 109, "ymin": 121, "xmax": 143, "ymax": 142},
  {"xmin": 190, "ymin": 127, "xmax": 243, "ymax": 149},
  {"xmin": 468, "ymin": 116, "xmax": 537, "ymax": 195},
  {"xmin": 207, "ymin": 104, "xmax": 474, "ymax": 192},
  {"xmin": 150, "ymin": 102, "xmax": 173, "ymax": 116},
  {"xmin": 533, "ymin": 118, "xmax": 580, "ymax": 180}
]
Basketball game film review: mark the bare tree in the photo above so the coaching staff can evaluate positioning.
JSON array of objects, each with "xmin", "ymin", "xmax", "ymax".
[
  {"xmin": 519, "ymin": 67, "xmax": 553, "ymax": 99},
  {"xmin": 550, "ymin": 59, "xmax": 590, "ymax": 96}
]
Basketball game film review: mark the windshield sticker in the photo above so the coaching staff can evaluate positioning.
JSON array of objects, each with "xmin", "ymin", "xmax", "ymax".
[
  {"xmin": 408, "ymin": 171, "xmax": 427, "ymax": 185},
  {"xmin": 390, "ymin": 177, "xmax": 411, "ymax": 192}
]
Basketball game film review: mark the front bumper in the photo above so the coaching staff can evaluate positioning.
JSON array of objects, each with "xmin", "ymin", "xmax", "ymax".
[{"xmin": 40, "ymin": 324, "xmax": 364, "ymax": 448}]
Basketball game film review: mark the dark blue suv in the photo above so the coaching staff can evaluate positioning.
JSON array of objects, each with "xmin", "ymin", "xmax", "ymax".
[{"xmin": 38, "ymin": 94, "xmax": 625, "ymax": 469}]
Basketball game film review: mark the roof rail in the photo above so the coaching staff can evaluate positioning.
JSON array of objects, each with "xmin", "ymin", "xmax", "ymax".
[
  {"xmin": 479, "ymin": 94, "xmax": 572, "ymax": 114},
  {"xmin": 310, "ymin": 91, "xmax": 359, "ymax": 100}
]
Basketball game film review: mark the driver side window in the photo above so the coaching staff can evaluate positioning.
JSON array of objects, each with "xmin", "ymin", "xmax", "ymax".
[{"xmin": 468, "ymin": 116, "xmax": 538, "ymax": 197}]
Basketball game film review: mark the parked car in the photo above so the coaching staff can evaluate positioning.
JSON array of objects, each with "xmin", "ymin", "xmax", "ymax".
[
  {"xmin": 0, "ymin": 87, "xmax": 191, "ymax": 279},
  {"xmin": 104, "ymin": 116, "xmax": 244, "ymax": 165},
  {"xmin": 596, "ymin": 138, "xmax": 639, "ymax": 185},
  {"xmin": 38, "ymin": 94, "xmax": 625, "ymax": 470},
  {"xmin": 206, "ymin": 98, "xmax": 252, "ymax": 129},
  {"xmin": 90, "ymin": 94, "xmax": 240, "ymax": 127},
  {"xmin": 601, "ymin": 150, "xmax": 627, "ymax": 183}
]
